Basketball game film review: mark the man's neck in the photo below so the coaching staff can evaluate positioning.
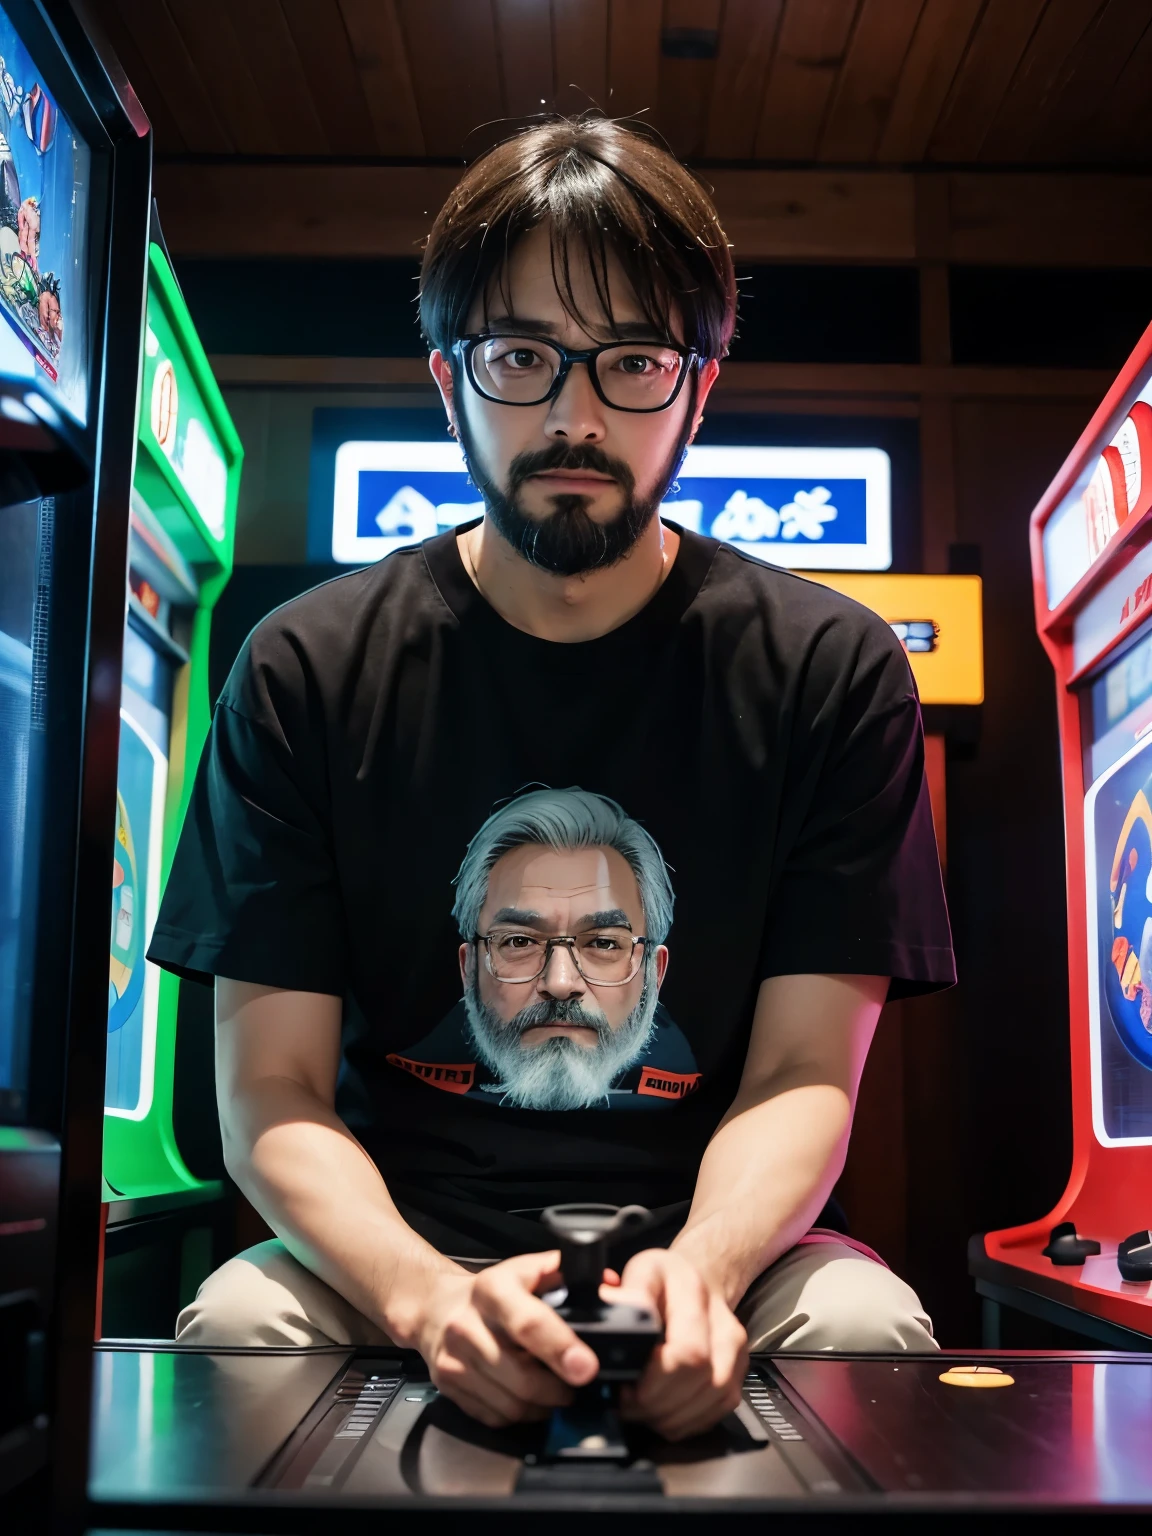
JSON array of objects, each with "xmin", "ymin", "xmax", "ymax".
[{"xmin": 457, "ymin": 514, "xmax": 681, "ymax": 643}]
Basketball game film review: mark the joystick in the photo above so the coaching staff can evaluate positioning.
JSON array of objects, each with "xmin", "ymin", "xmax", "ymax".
[
  {"xmin": 1042, "ymin": 1221, "xmax": 1101, "ymax": 1266},
  {"xmin": 1117, "ymin": 1230, "xmax": 1152, "ymax": 1282},
  {"xmin": 517, "ymin": 1203, "xmax": 663, "ymax": 1491},
  {"xmin": 543, "ymin": 1202, "xmax": 663, "ymax": 1378}
]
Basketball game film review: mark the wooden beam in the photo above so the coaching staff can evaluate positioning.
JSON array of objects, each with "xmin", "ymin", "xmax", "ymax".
[
  {"xmin": 211, "ymin": 356, "xmax": 433, "ymax": 386},
  {"xmin": 208, "ymin": 353, "xmax": 1115, "ymax": 401},
  {"xmin": 947, "ymin": 172, "xmax": 1152, "ymax": 266},
  {"xmin": 155, "ymin": 164, "xmax": 463, "ymax": 258},
  {"xmin": 154, "ymin": 163, "xmax": 1152, "ymax": 265},
  {"xmin": 705, "ymin": 168, "xmax": 916, "ymax": 260}
]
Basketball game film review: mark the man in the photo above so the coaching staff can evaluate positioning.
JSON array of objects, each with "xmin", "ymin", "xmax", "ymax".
[{"xmin": 151, "ymin": 115, "xmax": 953, "ymax": 1443}]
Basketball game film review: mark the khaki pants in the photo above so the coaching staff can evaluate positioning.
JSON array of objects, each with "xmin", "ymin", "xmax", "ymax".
[{"xmin": 176, "ymin": 1235, "xmax": 937, "ymax": 1354}]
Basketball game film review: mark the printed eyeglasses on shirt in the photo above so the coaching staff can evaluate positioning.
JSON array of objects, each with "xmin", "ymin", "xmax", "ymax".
[{"xmin": 475, "ymin": 921, "xmax": 650, "ymax": 986}]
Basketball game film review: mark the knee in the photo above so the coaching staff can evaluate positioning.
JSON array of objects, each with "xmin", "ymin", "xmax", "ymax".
[
  {"xmin": 176, "ymin": 1240, "xmax": 315, "ymax": 1347},
  {"xmin": 788, "ymin": 1259, "xmax": 938, "ymax": 1354}
]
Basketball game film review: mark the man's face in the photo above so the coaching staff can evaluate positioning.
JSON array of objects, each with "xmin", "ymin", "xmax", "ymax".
[
  {"xmin": 430, "ymin": 222, "xmax": 718, "ymax": 577},
  {"xmin": 459, "ymin": 842, "xmax": 669, "ymax": 1110}
]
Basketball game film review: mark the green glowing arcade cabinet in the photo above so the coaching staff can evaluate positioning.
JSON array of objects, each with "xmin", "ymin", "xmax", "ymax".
[{"xmin": 103, "ymin": 235, "xmax": 240, "ymax": 1218}]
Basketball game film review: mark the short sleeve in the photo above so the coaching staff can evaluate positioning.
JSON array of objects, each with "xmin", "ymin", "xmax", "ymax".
[
  {"xmin": 146, "ymin": 688, "xmax": 347, "ymax": 995},
  {"xmin": 758, "ymin": 616, "xmax": 955, "ymax": 1000}
]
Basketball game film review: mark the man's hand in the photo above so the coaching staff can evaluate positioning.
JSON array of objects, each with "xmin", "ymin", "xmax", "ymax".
[
  {"xmin": 414, "ymin": 1252, "xmax": 600, "ymax": 1428},
  {"xmin": 612, "ymin": 1249, "xmax": 748, "ymax": 1441}
]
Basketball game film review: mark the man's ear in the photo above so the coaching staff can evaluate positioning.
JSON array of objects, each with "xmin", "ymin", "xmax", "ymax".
[
  {"xmin": 654, "ymin": 944, "xmax": 669, "ymax": 990},
  {"xmin": 687, "ymin": 358, "xmax": 721, "ymax": 442},
  {"xmin": 430, "ymin": 349, "xmax": 459, "ymax": 435},
  {"xmin": 458, "ymin": 941, "xmax": 471, "ymax": 987}
]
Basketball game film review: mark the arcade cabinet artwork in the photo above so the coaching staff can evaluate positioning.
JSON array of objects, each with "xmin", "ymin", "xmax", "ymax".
[
  {"xmin": 102, "ymin": 238, "xmax": 241, "ymax": 1205},
  {"xmin": 972, "ymin": 318, "xmax": 1152, "ymax": 1343},
  {"xmin": 0, "ymin": 13, "xmax": 86, "ymax": 412}
]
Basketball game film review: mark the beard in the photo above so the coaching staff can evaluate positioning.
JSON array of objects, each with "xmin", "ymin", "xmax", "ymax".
[
  {"xmin": 454, "ymin": 390, "xmax": 694, "ymax": 578},
  {"xmin": 463, "ymin": 967, "xmax": 660, "ymax": 1111}
]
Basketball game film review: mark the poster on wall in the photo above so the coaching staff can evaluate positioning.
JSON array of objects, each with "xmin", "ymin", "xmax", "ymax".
[
  {"xmin": 327, "ymin": 440, "xmax": 892, "ymax": 571},
  {"xmin": 0, "ymin": 4, "xmax": 90, "ymax": 422}
]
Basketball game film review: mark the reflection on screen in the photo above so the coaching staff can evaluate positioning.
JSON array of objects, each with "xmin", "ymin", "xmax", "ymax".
[
  {"xmin": 0, "ymin": 4, "xmax": 90, "ymax": 423},
  {"xmin": 0, "ymin": 632, "xmax": 30, "ymax": 1099},
  {"xmin": 1088, "ymin": 627, "xmax": 1152, "ymax": 785},
  {"xmin": 0, "ymin": 496, "xmax": 39, "ymax": 1117},
  {"xmin": 1085, "ymin": 731, "xmax": 1152, "ymax": 1144}
]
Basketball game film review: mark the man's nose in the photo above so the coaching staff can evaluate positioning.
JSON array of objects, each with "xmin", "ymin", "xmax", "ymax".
[
  {"xmin": 544, "ymin": 361, "xmax": 606, "ymax": 443},
  {"xmin": 536, "ymin": 942, "xmax": 586, "ymax": 998}
]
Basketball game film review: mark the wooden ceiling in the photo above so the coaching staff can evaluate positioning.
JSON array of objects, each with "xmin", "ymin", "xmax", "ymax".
[{"xmin": 83, "ymin": 0, "xmax": 1152, "ymax": 167}]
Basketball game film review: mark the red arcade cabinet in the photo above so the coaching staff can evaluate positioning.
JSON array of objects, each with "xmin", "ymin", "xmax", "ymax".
[{"xmin": 972, "ymin": 319, "xmax": 1152, "ymax": 1347}]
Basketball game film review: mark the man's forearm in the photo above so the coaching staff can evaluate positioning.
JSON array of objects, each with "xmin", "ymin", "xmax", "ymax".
[
  {"xmin": 222, "ymin": 1075, "xmax": 462, "ymax": 1342},
  {"xmin": 670, "ymin": 1080, "xmax": 852, "ymax": 1308}
]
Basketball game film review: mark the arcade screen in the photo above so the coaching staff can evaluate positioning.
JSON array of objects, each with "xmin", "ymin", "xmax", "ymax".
[
  {"xmin": 0, "ymin": 3, "xmax": 91, "ymax": 424},
  {"xmin": 1084, "ymin": 622, "xmax": 1152, "ymax": 1143},
  {"xmin": 106, "ymin": 626, "xmax": 169, "ymax": 1120}
]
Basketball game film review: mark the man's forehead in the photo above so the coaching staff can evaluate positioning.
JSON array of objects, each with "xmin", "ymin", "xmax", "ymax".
[
  {"xmin": 473, "ymin": 222, "xmax": 672, "ymax": 343},
  {"xmin": 486, "ymin": 844, "xmax": 639, "ymax": 904}
]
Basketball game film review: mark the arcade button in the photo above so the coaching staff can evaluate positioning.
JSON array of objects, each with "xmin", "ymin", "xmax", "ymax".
[
  {"xmin": 1117, "ymin": 1230, "xmax": 1152, "ymax": 1281},
  {"xmin": 1042, "ymin": 1221, "xmax": 1101, "ymax": 1265},
  {"xmin": 938, "ymin": 1366, "xmax": 1015, "ymax": 1388}
]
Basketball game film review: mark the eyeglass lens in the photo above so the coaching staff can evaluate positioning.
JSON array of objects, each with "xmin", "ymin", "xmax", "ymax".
[
  {"xmin": 472, "ymin": 336, "xmax": 686, "ymax": 409},
  {"xmin": 486, "ymin": 930, "xmax": 642, "ymax": 984}
]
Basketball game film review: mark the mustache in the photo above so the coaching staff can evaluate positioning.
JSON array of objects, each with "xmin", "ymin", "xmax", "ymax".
[
  {"xmin": 506, "ymin": 442, "xmax": 636, "ymax": 497},
  {"xmin": 501, "ymin": 997, "xmax": 609, "ymax": 1038}
]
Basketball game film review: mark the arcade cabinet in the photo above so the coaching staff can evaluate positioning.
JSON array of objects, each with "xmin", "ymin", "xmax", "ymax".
[
  {"xmin": 971, "ymin": 317, "xmax": 1152, "ymax": 1348},
  {"xmin": 100, "ymin": 228, "xmax": 241, "ymax": 1334},
  {"xmin": 0, "ymin": 0, "xmax": 152, "ymax": 1505}
]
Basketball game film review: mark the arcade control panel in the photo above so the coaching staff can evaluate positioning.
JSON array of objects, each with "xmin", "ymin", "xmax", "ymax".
[
  {"xmin": 87, "ymin": 1206, "xmax": 1152, "ymax": 1517},
  {"xmin": 88, "ymin": 1344, "xmax": 1152, "ymax": 1514},
  {"xmin": 260, "ymin": 1352, "xmax": 856, "ymax": 1498},
  {"xmin": 972, "ymin": 1220, "xmax": 1152, "ymax": 1347}
]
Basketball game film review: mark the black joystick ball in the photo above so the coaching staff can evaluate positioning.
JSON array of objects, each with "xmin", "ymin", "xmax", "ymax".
[
  {"xmin": 1042, "ymin": 1221, "xmax": 1101, "ymax": 1266},
  {"xmin": 1117, "ymin": 1230, "xmax": 1152, "ymax": 1282}
]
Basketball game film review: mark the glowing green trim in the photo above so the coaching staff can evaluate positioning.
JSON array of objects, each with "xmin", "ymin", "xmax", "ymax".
[{"xmin": 103, "ymin": 244, "xmax": 242, "ymax": 1202}]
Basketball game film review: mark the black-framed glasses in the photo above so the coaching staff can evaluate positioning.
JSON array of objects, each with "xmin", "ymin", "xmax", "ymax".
[
  {"xmin": 453, "ymin": 334, "xmax": 698, "ymax": 413},
  {"xmin": 474, "ymin": 929, "xmax": 650, "ymax": 986}
]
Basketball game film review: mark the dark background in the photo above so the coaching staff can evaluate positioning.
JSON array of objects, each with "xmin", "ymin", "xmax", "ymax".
[{"xmin": 176, "ymin": 256, "xmax": 1152, "ymax": 372}]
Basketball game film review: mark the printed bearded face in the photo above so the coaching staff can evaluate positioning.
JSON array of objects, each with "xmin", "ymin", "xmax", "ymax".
[{"xmin": 461, "ymin": 842, "xmax": 668, "ymax": 1111}]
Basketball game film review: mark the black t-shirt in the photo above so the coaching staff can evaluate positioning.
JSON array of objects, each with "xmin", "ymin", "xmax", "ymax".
[{"xmin": 148, "ymin": 524, "xmax": 954, "ymax": 1257}]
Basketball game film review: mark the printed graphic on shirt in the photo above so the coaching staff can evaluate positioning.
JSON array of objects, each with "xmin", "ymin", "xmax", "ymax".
[
  {"xmin": 386, "ymin": 786, "xmax": 701, "ymax": 1112},
  {"xmin": 387, "ymin": 1000, "xmax": 701, "ymax": 1111}
]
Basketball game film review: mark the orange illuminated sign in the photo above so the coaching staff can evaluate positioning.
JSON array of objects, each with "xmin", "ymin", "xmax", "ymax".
[{"xmin": 804, "ymin": 573, "xmax": 984, "ymax": 706}]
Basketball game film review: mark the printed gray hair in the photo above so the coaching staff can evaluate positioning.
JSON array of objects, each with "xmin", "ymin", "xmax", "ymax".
[{"xmin": 452, "ymin": 787, "xmax": 674, "ymax": 943}]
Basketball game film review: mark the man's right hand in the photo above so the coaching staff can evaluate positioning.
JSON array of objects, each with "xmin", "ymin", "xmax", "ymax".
[{"xmin": 410, "ymin": 1251, "xmax": 601, "ymax": 1427}]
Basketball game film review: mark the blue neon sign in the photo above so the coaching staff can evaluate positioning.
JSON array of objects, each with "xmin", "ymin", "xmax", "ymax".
[{"xmin": 330, "ymin": 441, "xmax": 891, "ymax": 570}]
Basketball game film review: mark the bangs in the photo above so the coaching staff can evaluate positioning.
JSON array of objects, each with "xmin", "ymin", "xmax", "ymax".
[
  {"xmin": 419, "ymin": 116, "xmax": 736, "ymax": 360},
  {"xmin": 481, "ymin": 158, "xmax": 680, "ymax": 343}
]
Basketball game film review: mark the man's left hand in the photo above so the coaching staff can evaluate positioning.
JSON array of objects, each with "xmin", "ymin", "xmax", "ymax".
[{"xmin": 608, "ymin": 1248, "xmax": 748, "ymax": 1440}]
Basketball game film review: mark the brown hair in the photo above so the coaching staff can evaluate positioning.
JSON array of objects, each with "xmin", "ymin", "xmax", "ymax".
[{"xmin": 418, "ymin": 115, "xmax": 736, "ymax": 362}]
